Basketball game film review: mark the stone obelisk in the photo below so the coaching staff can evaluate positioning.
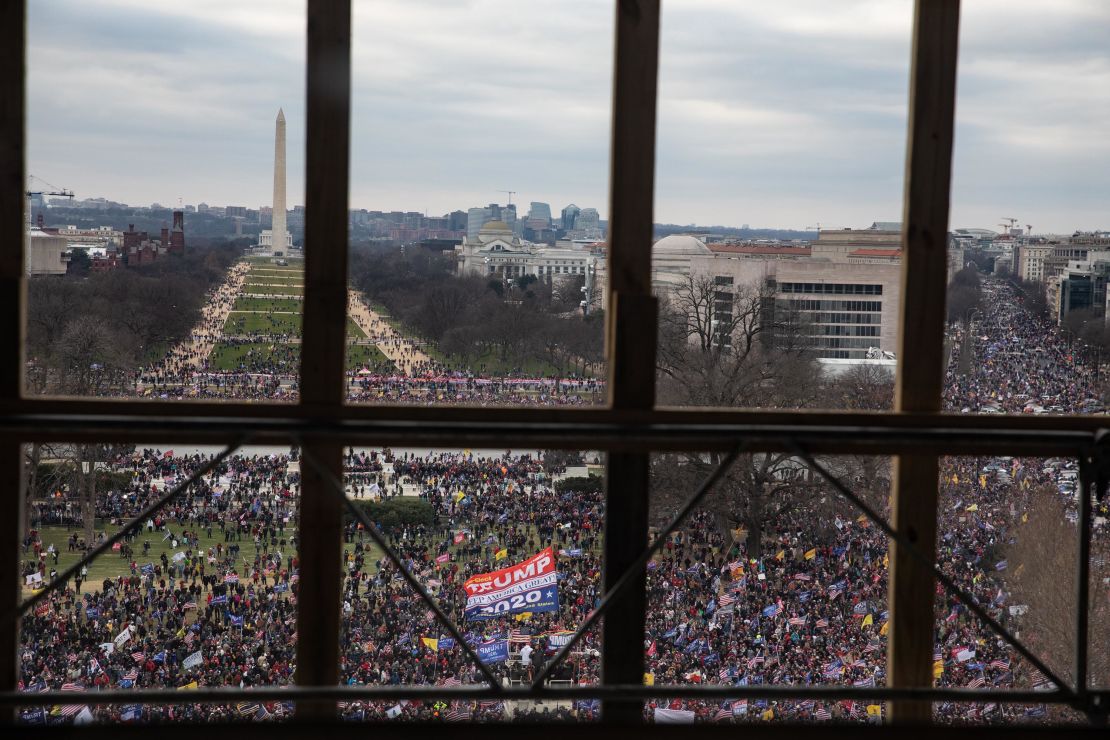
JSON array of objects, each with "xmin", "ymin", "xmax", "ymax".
[{"xmin": 271, "ymin": 108, "xmax": 287, "ymax": 249}]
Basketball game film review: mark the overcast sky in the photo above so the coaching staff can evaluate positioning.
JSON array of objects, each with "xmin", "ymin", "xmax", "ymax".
[{"xmin": 27, "ymin": 0, "xmax": 1109, "ymax": 232}]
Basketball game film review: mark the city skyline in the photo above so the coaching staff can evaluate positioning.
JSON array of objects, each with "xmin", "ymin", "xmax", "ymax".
[{"xmin": 25, "ymin": 0, "xmax": 1110, "ymax": 233}]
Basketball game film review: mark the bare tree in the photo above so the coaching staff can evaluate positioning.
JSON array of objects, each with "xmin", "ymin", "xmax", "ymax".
[
  {"xmin": 656, "ymin": 274, "xmax": 820, "ymax": 408},
  {"xmin": 1004, "ymin": 487, "xmax": 1110, "ymax": 690}
]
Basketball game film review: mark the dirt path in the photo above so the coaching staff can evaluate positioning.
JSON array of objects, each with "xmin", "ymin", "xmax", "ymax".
[{"xmin": 347, "ymin": 290, "xmax": 434, "ymax": 376}]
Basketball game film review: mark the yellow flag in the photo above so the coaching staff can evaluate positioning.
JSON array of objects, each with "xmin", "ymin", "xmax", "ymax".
[
  {"xmin": 979, "ymin": 474, "xmax": 987, "ymax": 489},
  {"xmin": 761, "ymin": 708, "xmax": 774, "ymax": 721},
  {"xmin": 178, "ymin": 681, "xmax": 198, "ymax": 691},
  {"xmin": 861, "ymin": 613, "xmax": 873, "ymax": 628},
  {"xmin": 644, "ymin": 673, "xmax": 655, "ymax": 686},
  {"xmin": 933, "ymin": 660, "xmax": 944, "ymax": 679},
  {"xmin": 880, "ymin": 621, "xmax": 889, "ymax": 636},
  {"xmin": 774, "ymin": 550, "xmax": 785, "ymax": 561},
  {"xmin": 513, "ymin": 612, "xmax": 532, "ymax": 622},
  {"xmin": 953, "ymin": 474, "xmax": 959, "ymax": 484},
  {"xmin": 453, "ymin": 491, "xmax": 465, "ymax": 502},
  {"xmin": 866, "ymin": 705, "xmax": 882, "ymax": 717},
  {"xmin": 804, "ymin": 548, "xmax": 817, "ymax": 560},
  {"xmin": 421, "ymin": 636, "xmax": 438, "ymax": 651},
  {"xmin": 882, "ymin": 553, "xmax": 889, "ymax": 568},
  {"xmin": 965, "ymin": 504, "xmax": 978, "ymax": 512},
  {"xmin": 495, "ymin": 548, "xmax": 508, "ymax": 560},
  {"xmin": 1021, "ymin": 512, "xmax": 1028, "ymax": 523}
]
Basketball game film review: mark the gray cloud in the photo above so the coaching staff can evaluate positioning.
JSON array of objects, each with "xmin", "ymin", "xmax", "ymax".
[{"xmin": 26, "ymin": 0, "xmax": 1108, "ymax": 232}]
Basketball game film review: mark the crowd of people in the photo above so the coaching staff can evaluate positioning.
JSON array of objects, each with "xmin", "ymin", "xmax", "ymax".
[{"xmin": 17, "ymin": 274, "xmax": 1108, "ymax": 725}]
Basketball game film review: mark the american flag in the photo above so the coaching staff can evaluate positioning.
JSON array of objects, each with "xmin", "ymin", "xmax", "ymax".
[
  {"xmin": 131, "ymin": 652, "xmax": 145, "ymax": 663},
  {"xmin": 714, "ymin": 704, "xmax": 733, "ymax": 722},
  {"xmin": 225, "ymin": 573, "xmax": 239, "ymax": 584},
  {"xmin": 719, "ymin": 667, "xmax": 733, "ymax": 681},
  {"xmin": 478, "ymin": 700, "xmax": 503, "ymax": 711},
  {"xmin": 56, "ymin": 704, "xmax": 86, "ymax": 718},
  {"xmin": 815, "ymin": 619, "xmax": 829, "ymax": 629},
  {"xmin": 788, "ymin": 616, "xmax": 807, "ymax": 626},
  {"xmin": 828, "ymin": 585, "xmax": 843, "ymax": 600},
  {"xmin": 508, "ymin": 630, "xmax": 531, "ymax": 644},
  {"xmin": 989, "ymin": 658, "xmax": 1010, "ymax": 670},
  {"xmin": 934, "ymin": 648, "xmax": 944, "ymax": 662},
  {"xmin": 60, "ymin": 683, "xmax": 83, "ymax": 692},
  {"xmin": 747, "ymin": 655, "xmax": 764, "ymax": 668},
  {"xmin": 183, "ymin": 601, "xmax": 197, "ymax": 610},
  {"xmin": 184, "ymin": 631, "xmax": 195, "ymax": 646},
  {"xmin": 719, "ymin": 594, "xmax": 736, "ymax": 607},
  {"xmin": 443, "ymin": 676, "xmax": 461, "ymax": 688},
  {"xmin": 967, "ymin": 677, "xmax": 986, "ymax": 689},
  {"xmin": 445, "ymin": 706, "xmax": 470, "ymax": 722},
  {"xmin": 793, "ymin": 573, "xmax": 812, "ymax": 581},
  {"xmin": 815, "ymin": 706, "xmax": 831, "ymax": 721},
  {"xmin": 853, "ymin": 675, "xmax": 876, "ymax": 688},
  {"xmin": 122, "ymin": 669, "xmax": 138, "ymax": 682}
]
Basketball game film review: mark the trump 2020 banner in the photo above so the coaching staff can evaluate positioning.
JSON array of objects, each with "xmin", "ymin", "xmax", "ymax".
[{"xmin": 463, "ymin": 548, "xmax": 559, "ymax": 621}]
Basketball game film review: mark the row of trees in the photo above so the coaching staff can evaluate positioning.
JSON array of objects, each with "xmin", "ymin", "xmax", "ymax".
[
  {"xmin": 348, "ymin": 245, "xmax": 604, "ymax": 377},
  {"xmin": 23, "ymin": 239, "xmax": 245, "ymax": 543},
  {"xmin": 26, "ymin": 239, "xmax": 245, "ymax": 396}
]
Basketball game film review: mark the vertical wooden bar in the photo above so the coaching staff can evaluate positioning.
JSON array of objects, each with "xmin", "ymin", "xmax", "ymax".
[
  {"xmin": 295, "ymin": 0, "xmax": 350, "ymax": 721},
  {"xmin": 0, "ymin": 0, "xmax": 25, "ymax": 724},
  {"xmin": 602, "ymin": 0, "xmax": 660, "ymax": 724},
  {"xmin": 888, "ymin": 0, "xmax": 961, "ymax": 724}
]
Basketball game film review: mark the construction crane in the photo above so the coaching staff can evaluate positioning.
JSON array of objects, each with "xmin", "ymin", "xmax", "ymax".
[
  {"xmin": 999, "ymin": 216, "xmax": 1018, "ymax": 233},
  {"xmin": 25, "ymin": 175, "xmax": 74, "ymax": 227},
  {"xmin": 1026, "ymin": 224, "xmax": 1033, "ymax": 235},
  {"xmin": 497, "ymin": 190, "xmax": 516, "ymax": 206}
]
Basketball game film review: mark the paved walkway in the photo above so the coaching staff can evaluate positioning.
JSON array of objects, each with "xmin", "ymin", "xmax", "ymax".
[
  {"xmin": 141, "ymin": 262, "xmax": 251, "ymax": 386},
  {"xmin": 347, "ymin": 289, "xmax": 434, "ymax": 376}
]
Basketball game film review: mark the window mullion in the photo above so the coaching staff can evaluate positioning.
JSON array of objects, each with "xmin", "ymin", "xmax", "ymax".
[
  {"xmin": 602, "ymin": 0, "xmax": 661, "ymax": 724},
  {"xmin": 0, "ymin": 0, "xmax": 27, "ymax": 724},
  {"xmin": 888, "ymin": 0, "xmax": 962, "ymax": 724},
  {"xmin": 295, "ymin": 0, "xmax": 351, "ymax": 721}
]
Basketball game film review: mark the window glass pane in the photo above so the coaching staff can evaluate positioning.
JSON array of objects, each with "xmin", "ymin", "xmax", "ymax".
[
  {"xmin": 19, "ymin": 441, "xmax": 300, "ymax": 724},
  {"xmin": 653, "ymin": 1, "xmax": 911, "ymax": 410},
  {"xmin": 336, "ymin": 446, "xmax": 603, "ymax": 721},
  {"xmin": 345, "ymin": 1, "xmax": 610, "ymax": 407},
  {"xmin": 646, "ymin": 452, "xmax": 891, "ymax": 723},
  {"xmin": 25, "ymin": 0, "xmax": 305, "ymax": 403},
  {"xmin": 934, "ymin": 455, "xmax": 1087, "ymax": 723},
  {"xmin": 946, "ymin": 1, "xmax": 1110, "ymax": 416}
]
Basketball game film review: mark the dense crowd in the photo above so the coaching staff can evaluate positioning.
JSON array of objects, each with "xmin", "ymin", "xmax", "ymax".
[{"xmin": 17, "ymin": 276, "xmax": 1108, "ymax": 725}]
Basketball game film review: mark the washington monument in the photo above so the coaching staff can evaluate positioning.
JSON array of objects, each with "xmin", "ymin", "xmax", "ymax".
[{"xmin": 271, "ymin": 108, "xmax": 287, "ymax": 249}]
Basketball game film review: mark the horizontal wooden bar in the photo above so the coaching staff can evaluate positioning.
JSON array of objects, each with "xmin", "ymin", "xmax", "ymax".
[
  {"xmin": 5, "ymin": 721, "xmax": 1106, "ymax": 739},
  {"xmin": 2, "ymin": 397, "xmax": 1108, "ymax": 434},
  {"xmin": 0, "ymin": 411, "xmax": 1098, "ymax": 456}
]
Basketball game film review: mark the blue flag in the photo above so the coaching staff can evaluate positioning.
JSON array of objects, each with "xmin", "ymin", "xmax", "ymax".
[{"xmin": 477, "ymin": 639, "xmax": 509, "ymax": 665}]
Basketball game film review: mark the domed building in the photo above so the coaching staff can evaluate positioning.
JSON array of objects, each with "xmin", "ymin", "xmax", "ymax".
[{"xmin": 651, "ymin": 234, "xmax": 712, "ymax": 287}]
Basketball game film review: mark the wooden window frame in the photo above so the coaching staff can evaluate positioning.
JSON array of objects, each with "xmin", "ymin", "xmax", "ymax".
[{"xmin": 3, "ymin": 0, "xmax": 1105, "ymax": 727}]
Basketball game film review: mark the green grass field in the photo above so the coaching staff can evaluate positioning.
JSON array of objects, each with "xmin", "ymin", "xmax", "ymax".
[
  {"xmin": 233, "ymin": 297, "xmax": 303, "ymax": 313},
  {"xmin": 346, "ymin": 319, "xmax": 367, "ymax": 339},
  {"xmin": 243, "ymin": 257, "xmax": 304, "ymax": 266},
  {"xmin": 209, "ymin": 342, "xmax": 300, "ymax": 372},
  {"xmin": 24, "ymin": 523, "xmax": 388, "ymax": 594},
  {"xmin": 223, "ymin": 313, "xmax": 365, "ymax": 339},
  {"xmin": 241, "ymin": 284, "xmax": 304, "ymax": 297},
  {"xmin": 244, "ymin": 275, "xmax": 304, "ymax": 286},
  {"xmin": 347, "ymin": 344, "xmax": 394, "ymax": 372},
  {"xmin": 223, "ymin": 312, "xmax": 301, "ymax": 335}
]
